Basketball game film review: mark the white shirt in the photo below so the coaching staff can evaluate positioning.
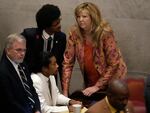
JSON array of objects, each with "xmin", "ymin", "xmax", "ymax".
[
  {"xmin": 31, "ymin": 73, "xmax": 70, "ymax": 113},
  {"xmin": 42, "ymin": 30, "xmax": 54, "ymax": 52}
]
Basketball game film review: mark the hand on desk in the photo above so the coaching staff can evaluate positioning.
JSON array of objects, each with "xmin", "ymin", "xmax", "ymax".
[
  {"xmin": 82, "ymin": 86, "xmax": 99, "ymax": 96},
  {"xmin": 68, "ymin": 99, "xmax": 82, "ymax": 112},
  {"xmin": 35, "ymin": 111, "xmax": 41, "ymax": 113},
  {"xmin": 82, "ymin": 77, "xmax": 109, "ymax": 96}
]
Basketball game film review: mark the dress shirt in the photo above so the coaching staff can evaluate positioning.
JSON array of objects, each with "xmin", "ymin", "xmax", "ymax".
[
  {"xmin": 31, "ymin": 73, "xmax": 70, "ymax": 113},
  {"xmin": 42, "ymin": 30, "xmax": 54, "ymax": 52}
]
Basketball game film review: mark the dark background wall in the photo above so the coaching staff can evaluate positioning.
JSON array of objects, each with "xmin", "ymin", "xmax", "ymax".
[{"xmin": 0, "ymin": 0, "xmax": 150, "ymax": 93}]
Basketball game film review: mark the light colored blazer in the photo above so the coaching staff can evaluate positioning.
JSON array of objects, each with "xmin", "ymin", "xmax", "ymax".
[
  {"xmin": 31, "ymin": 73, "xmax": 70, "ymax": 113},
  {"xmin": 62, "ymin": 26, "xmax": 127, "ymax": 92}
]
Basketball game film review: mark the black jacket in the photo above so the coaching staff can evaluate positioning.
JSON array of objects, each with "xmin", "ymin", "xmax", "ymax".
[
  {"xmin": 0, "ymin": 52, "xmax": 41, "ymax": 113},
  {"xmin": 21, "ymin": 28, "xmax": 66, "ymax": 78}
]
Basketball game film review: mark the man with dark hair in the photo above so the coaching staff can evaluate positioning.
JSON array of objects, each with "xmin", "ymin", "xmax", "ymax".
[
  {"xmin": 21, "ymin": 4, "xmax": 66, "ymax": 83},
  {"xmin": 85, "ymin": 79, "xmax": 135, "ymax": 113},
  {"xmin": 31, "ymin": 51, "xmax": 81, "ymax": 113},
  {"xmin": 35, "ymin": 4, "xmax": 61, "ymax": 31}
]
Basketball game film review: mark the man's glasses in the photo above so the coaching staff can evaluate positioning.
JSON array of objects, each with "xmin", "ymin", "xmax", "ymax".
[{"xmin": 14, "ymin": 48, "xmax": 26, "ymax": 53}]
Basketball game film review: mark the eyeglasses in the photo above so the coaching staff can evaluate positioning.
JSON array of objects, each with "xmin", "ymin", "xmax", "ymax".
[{"xmin": 14, "ymin": 48, "xmax": 26, "ymax": 53}]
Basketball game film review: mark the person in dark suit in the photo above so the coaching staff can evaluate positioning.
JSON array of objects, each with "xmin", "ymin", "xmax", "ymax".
[
  {"xmin": 86, "ymin": 79, "xmax": 135, "ymax": 113},
  {"xmin": 21, "ymin": 4, "xmax": 66, "ymax": 83},
  {"xmin": 0, "ymin": 33, "xmax": 41, "ymax": 113},
  {"xmin": 144, "ymin": 76, "xmax": 150, "ymax": 113}
]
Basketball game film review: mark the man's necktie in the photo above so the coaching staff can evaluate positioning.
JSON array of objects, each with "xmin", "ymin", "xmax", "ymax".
[
  {"xmin": 48, "ymin": 78, "xmax": 52, "ymax": 96},
  {"xmin": 48, "ymin": 78, "xmax": 53, "ymax": 104},
  {"xmin": 18, "ymin": 64, "xmax": 35, "ymax": 108},
  {"xmin": 47, "ymin": 37, "xmax": 52, "ymax": 51}
]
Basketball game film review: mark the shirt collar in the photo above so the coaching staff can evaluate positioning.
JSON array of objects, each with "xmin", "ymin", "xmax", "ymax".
[
  {"xmin": 105, "ymin": 96, "xmax": 118, "ymax": 113},
  {"xmin": 42, "ymin": 30, "xmax": 54, "ymax": 40},
  {"xmin": 37, "ymin": 73, "xmax": 54, "ymax": 83},
  {"xmin": 37, "ymin": 72, "xmax": 49, "ymax": 82},
  {"xmin": 105, "ymin": 96, "xmax": 125, "ymax": 113},
  {"xmin": 6, "ymin": 55, "xmax": 19, "ymax": 69}
]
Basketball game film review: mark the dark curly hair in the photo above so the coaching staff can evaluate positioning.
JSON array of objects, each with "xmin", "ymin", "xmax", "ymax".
[
  {"xmin": 37, "ymin": 51, "xmax": 55, "ymax": 72},
  {"xmin": 36, "ymin": 4, "xmax": 61, "ymax": 30}
]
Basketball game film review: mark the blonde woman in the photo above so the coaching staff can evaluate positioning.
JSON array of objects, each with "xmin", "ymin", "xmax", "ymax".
[{"xmin": 62, "ymin": 2, "xmax": 127, "ymax": 106}]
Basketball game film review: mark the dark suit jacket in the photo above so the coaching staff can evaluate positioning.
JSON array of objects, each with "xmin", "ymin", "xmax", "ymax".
[
  {"xmin": 85, "ymin": 98, "xmax": 134, "ymax": 113},
  {"xmin": 145, "ymin": 76, "xmax": 150, "ymax": 113},
  {"xmin": 0, "ymin": 52, "xmax": 41, "ymax": 113},
  {"xmin": 21, "ymin": 28, "xmax": 66, "ymax": 78}
]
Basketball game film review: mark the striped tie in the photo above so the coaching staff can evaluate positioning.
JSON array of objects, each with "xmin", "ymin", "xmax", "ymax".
[{"xmin": 18, "ymin": 64, "xmax": 35, "ymax": 108}]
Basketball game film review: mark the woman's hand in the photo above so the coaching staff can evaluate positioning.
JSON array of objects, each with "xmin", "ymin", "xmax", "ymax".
[{"xmin": 82, "ymin": 86, "xmax": 99, "ymax": 96}]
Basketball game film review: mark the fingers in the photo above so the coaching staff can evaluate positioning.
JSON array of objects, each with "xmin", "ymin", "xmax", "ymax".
[
  {"xmin": 69, "ymin": 99, "xmax": 82, "ymax": 106},
  {"xmin": 82, "ymin": 86, "xmax": 99, "ymax": 96},
  {"xmin": 82, "ymin": 89, "xmax": 92, "ymax": 96}
]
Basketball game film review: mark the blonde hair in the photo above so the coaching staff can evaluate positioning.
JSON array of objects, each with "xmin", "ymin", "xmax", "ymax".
[{"xmin": 74, "ymin": 2, "xmax": 112, "ymax": 46}]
